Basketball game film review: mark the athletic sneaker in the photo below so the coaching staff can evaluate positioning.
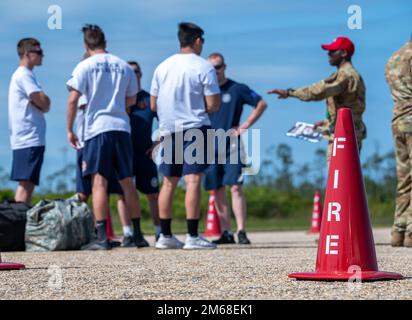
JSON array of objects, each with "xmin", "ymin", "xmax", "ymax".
[
  {"xmin": 134, "ymin": 234, "xmax": 150, "ymax": 248},
  {"xmin": 81, "ymin": 239, "xmax": 111, "ymax": 251},
  {"xmin": 212, "ymin": 230, "xmax": 236, "ymax": 244},
  {"xmin": 183, "ymin": 235, "xmax": 217, "ymax": 250},
  {"xmin": 155, "ymin": 234, "xmax": 184, "ymax": 249},
  {"xmin": 237, "ymin": 230, "xmax": 251, "ymax": 245},
  {"xmin": 121, "ymin": 235, "xmax": 136, "ymax": 248},
  {"xmin": 109, "ymin": 239, "xmax": 121, "ymax": 248},
  {"xmin": 155, "ymin": 232, "xmax": 161, "ymax": 242}
]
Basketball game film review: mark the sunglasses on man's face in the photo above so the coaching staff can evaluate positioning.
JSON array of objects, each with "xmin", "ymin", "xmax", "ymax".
[
  {"xmin": 28, "ymin": 49, "xmax": 44, "ymax": 57},
  {"xmin": 214, "ymin": 64, "xmax": 224, "ymax": 70}
]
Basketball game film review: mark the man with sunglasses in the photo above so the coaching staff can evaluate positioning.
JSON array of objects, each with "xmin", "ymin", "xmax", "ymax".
[
  {"xmin": 205, "ymin": 52, "xmax": 268, "ymax": 245},
  {"xmin": 268, "ymin": 37, "xmax": 366, "ymax": 163},
  {"xmin": 8, "ymin": 38, "xmax": 50, "ymax": 205}
]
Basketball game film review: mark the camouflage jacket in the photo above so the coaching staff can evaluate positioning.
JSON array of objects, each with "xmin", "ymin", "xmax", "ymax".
[
  {"xmin": 288, "ymin": 62, "xmax": 366, "ymax": 141},
  {"xmin": 385, "ymin": 41, "xmax": 412, "ymax": 126}
]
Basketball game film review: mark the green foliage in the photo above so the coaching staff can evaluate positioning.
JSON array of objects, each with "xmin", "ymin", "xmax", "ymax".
[{"xmin": 0, "ymin": 141, "xmax": 398, "ymax": 231}]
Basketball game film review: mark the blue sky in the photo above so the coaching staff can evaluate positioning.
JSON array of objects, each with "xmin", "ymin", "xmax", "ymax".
[{"xmin": 0, "ymin": 0, "xmax": 411, "ymax": 189}]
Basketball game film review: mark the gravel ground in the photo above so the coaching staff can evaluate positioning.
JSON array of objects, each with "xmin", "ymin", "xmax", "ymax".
[{"xmin": 0, "ymin": 228, "xmax": 411, "ymax": 300}]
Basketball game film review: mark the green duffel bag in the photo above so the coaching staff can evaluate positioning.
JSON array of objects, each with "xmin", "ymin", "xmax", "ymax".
[{"xmin": 25, "ymin": 198, "xmax": 96, "ymax": 252}]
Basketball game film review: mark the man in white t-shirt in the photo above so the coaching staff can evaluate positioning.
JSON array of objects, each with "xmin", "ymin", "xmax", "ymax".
[
  {"xmin": 66, "ymin": 24, "xmax": 148, "ymax": 250},
  {"xmin": 150, "ymin": 22, "xmax": 221, "ymax": 249},
  {"xmin": 8, "ymin": 38, "xmax": 51, "ymax": 205}
]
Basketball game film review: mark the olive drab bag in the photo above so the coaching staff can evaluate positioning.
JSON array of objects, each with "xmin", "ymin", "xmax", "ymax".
[{"xmin": 25, "ymin": 198, "xmax": 95, "ymax": 251}]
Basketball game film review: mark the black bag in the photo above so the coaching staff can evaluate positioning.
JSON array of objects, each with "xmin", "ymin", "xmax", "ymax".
[{"xmin": 0, "ymin": 201, "xmax": 30, "ymax": 252}]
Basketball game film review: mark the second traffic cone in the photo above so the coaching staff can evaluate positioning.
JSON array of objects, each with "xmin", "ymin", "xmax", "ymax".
[
  {"xmin": 307, "ymin": 191, "xmax": 322, "ymax": 234},
  {"xmin": 204, "ymin": 191, "xmax": 221, "ymax": 238},
  {"xmin": 289, "ymin": 108, "xmax": 403, "ymax": 281},
  {"xmin": 0, "ymin": 253, "xmax": 25, "ymax": 271},
  {"xmin": 106, "ymin": 208, "xmax": 116, "ymax": 240}
]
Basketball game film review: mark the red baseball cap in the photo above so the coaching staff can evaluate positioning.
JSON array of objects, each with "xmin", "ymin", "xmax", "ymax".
[{"xmin": 321, "ymin": 37, "xmax": 355, "ymax": 56}]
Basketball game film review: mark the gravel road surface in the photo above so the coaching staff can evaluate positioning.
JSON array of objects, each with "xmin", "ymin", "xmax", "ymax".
[{"xmin": 0, "ymin": 228, "xmax": 410, "ymax": 300}]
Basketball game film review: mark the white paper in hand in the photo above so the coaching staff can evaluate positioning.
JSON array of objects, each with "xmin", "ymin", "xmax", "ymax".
[{"xmin": 286, "ymin": 122, "xmax": 322, "ymax": 143}]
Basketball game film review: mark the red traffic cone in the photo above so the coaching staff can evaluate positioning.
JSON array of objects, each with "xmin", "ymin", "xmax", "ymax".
[
  {"xmin": 307, "ymin": 191, "xmax": 322, "ymax": 234},
  {"xmin": 289, "ymin": 108, "xmax": 403, "ymax": 281},
  {"xmin": 0, "ymin": 253, "xmax": 25, "ymax": 271},
  {"xmin": 106, "ymin": 208, "xmax": 116, "ymax": 240},
  {"xmin": 204, "ymin": 191, "xmax": 221, "ymax": 238}
]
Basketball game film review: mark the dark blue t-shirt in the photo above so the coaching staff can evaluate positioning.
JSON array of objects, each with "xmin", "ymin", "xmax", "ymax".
[
  {"xmin": 129, "ymin": 90, "xmax": 158, "ymax": 154},
  {"xmin": 208, "ymin": 79, "xmax": 261, "ymax": 131}
]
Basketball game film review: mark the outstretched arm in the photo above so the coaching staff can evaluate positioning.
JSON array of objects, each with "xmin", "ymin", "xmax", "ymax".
[{"xmin": 268, "ymin": 73, "xmax": 349, "ymax": 102}]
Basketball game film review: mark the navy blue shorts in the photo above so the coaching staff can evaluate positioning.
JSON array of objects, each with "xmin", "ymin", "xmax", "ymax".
[
  {"xmin": 83, "ymin": 131, "xmax": 133, "ymax": 181},
  {"xmin": 133, "ymin": 154, "xmax": 159, "ymax": 194},
  {"xmin": 204, "ymin": 144, "xmax": 245, "ymax": 190},
  {"xmin": 76, "ymin": 148, "xmax": 124, "ymax": 195},
  {"xmin": 159, "ymin": 126, "xmax": 213, "ymax": 177},
  {"xmin": 204, "ymin": 163, "xmax": 244, "ymax": 190},
  {"xmin": 11, "ymin": 146, "xmax": 45, "ymax": 186}
]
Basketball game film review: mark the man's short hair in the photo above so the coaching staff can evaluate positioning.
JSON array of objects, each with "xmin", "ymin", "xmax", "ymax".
[
  {"xmin": 128, "ymin": 61, "xmax": 140, "ymax": 68},
  {"xmin": 208, "ymin": 52, "xmax": 225, "ymax": 64},
  {"xmin": 82, "ymin": 24, "xmax": 106, "ymax": 50},
  {"xmin": 17, "ymin": 38, "xmax": 41, "ymax": 58},
  {"xmin": 178, "ymin": 22, "xmax": 204, "ymax": 48}
]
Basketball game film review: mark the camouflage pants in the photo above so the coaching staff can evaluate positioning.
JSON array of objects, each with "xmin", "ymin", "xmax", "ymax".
[{"xmin": 392, "ymin": 121, "xmax": 412, "ymax": 236}]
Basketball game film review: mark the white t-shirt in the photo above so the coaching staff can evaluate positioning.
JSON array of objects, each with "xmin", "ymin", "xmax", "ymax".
[
  {"xmin": 8, "ymin": 66, "xmax": 46, "ymax": 150},
  {"xmin": 66, "ymin": 53, "xmax": 138, "ymax": 141},
  {"xmin": 150, "ymin": 53, "xmax": 220, "ymax": 135}
]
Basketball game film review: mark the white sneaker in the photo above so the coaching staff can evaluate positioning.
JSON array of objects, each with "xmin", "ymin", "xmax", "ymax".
[
  {"xmin": 155, "ymin": 234, "xmax": 184, "ymax": 249},
  {"xmin": 183, "ymin": 235, "xmax": 217, "ymax": 250}
]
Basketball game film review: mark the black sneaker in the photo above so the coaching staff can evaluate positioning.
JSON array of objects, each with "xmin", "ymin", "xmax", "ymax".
[
  {"xmin": 81, "ymin": 239, "xmax": 111, "ymax": 251},
  {"xmin": 212, "ymin": 231, "xmax": 236, "ymax": 244},
  {"xmin": 109, "ymin": 239, "xmax": 121, "ymax": 248},
  {"xmin": 134, "ymin": 234, "xmax": 150, "ymax": 248},
  {"xmin": 121, "ymin": 235, "xmax": 136, "ymax": 248},
  {"xmin": 237, "ymin": 230, "xmax": 251, "ymax": 245}
]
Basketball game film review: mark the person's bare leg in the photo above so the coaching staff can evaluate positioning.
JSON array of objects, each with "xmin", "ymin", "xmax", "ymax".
[
  {"xmin": 91, "ymin": 174, "xmax": 109, "ymax": 221},
  {"xmin": 184, "ymin": 173, "xmax": 202, "ymax": 220},
  {"xmin": 119, "ymin": 177, "xmax": 141, "ymax": 219},
  {"xmin": 15, "ymin": 181, "xmax": 35, "ymax": 204},
  {"xmin": 231, "ymin": 184, "xmax": 247, "ymax": 232},
  {"xmin": 214, "ymin": 186, "xmax": 231, "ymax": 231},
  {"xmin": 146, "ymin": 193, "xmax": 160, "ymax": 225},
  {"xmin": 116, "ymin": 195, "xmax": 131, "ymax": 227},
  {"xmin": 159, "ymin": 177, "xmax": 180, "ymax": 219}
]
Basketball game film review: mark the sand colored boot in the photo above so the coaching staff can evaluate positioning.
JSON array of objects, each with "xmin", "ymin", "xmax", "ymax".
[
  {"xmin": 391, "ymin": 231, "xmax": 404, "ymax": 247},
  {"xmin": 404, "ymin": 233, "xmax": 412, "ymax": 247}
]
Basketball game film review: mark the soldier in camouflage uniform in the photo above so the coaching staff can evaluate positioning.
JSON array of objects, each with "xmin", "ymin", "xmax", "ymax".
[
  {"xmin": 385, "ymin": 37, "xmax": 412, "ymax": 247},
  {"xmin": 268, "ymin": 37, "xmax": 366, "ymax": 163}
]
